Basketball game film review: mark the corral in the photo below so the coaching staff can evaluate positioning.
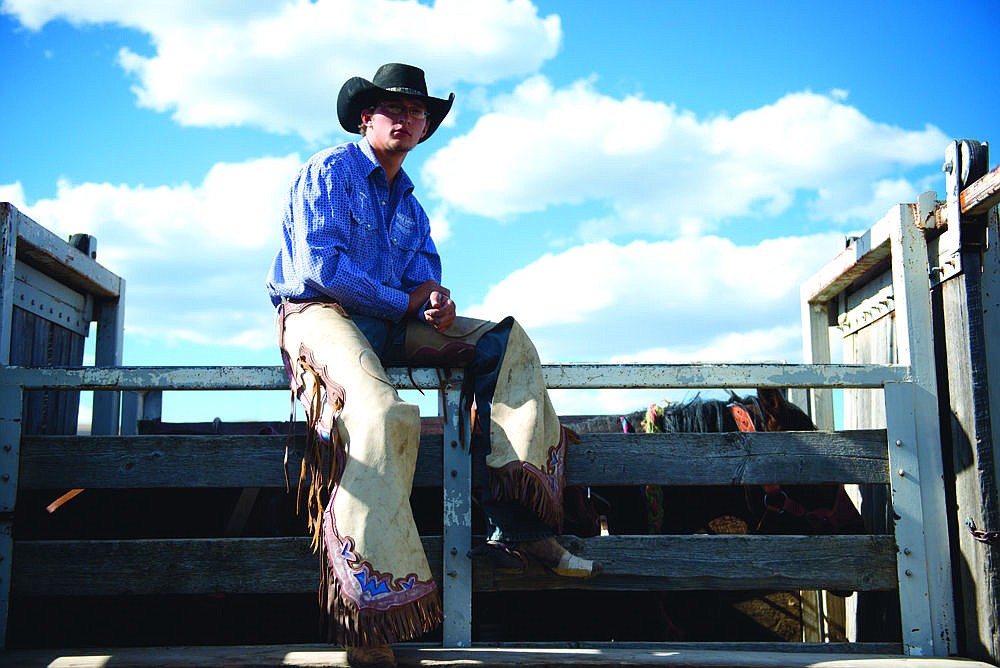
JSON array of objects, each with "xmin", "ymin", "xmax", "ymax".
[{"xmin": 0, "ymin": 138, "xmax": 997, "ymax": 667}]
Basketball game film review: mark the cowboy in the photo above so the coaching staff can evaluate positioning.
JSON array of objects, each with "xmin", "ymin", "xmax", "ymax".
[{"xmin": 266, "ymin": 63, "xmax": 599, "ymax": 668}]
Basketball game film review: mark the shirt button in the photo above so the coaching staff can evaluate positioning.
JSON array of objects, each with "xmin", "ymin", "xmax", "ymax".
[{"xmin": 381, "ymin": 200, "xmax": 387, "ymax": 206}]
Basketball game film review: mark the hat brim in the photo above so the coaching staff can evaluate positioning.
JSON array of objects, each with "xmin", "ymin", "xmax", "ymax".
[{"xmin": 337, "ymin": 77, "xmax": 454, "ymax": 143}]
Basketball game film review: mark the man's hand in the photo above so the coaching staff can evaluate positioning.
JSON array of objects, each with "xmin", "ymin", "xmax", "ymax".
[
  {"xmin": 406, "ymin": 280, "xmax": 447, "ymax": 317},
  {"xmin": 406, "ymin": 280, "xmax": 456, "ymax": 332},
  {"xmin": 423, "ymin": 290, "xmax": 456, "ymax": 332}
]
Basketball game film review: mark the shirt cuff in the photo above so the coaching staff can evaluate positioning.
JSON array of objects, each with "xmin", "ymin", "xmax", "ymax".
[{"xmin": 373, "ymin": 284, "xmax": 409, "ymax": 321}]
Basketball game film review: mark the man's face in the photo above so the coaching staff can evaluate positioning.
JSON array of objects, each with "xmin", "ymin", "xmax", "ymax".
[{"xmin": 363, "ymin": 97, "xmax": 429, "ymax": 155}]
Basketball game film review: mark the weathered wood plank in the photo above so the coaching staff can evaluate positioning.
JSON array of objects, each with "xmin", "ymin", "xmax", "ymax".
[
  {"xmin": 13, "ymin": 261, "xmax": 92, "ymax": 336},
  {"xmin": 12, "ymin": 534, "xmax": 896, "ymax": 596},
  {"xmin": 801, "ymin": 209, "xmax": 894, "ymax": 304},
  {"xmin": 566, "ymin": 429, "xmax": 888, "ymax": 486},
  {"xmin": 7, "ymin": 642, "xmax": 995, "ymax": 668},
  {"xmin": 960, "ymin": 164, "xmax": 1000, "ymax": 216},
  {"xmin": 0, "ymin": 364, "xmax": 297, "ymax": 391},
  {"xmin": 18, "ymin": 433, "xmax": 443, "ymax": 489},
  {"xmin": 16, "ymin": 642, "xmax": 1000, "ymax": 668},
  {"xmin": 476, "ymin": 534, "xmax": 898, "ymax": 593},
  {"xmin": 936, "ymin": 261, "xmax": 1000, "ymax": 661},
  {"xmin": 19, "ymin": 430, "xmax": 889, "ymax": 489},
  {"xmin": 10, "ymin": 308, "xmax": 85, "ymax": 436},
  {"xmin": 2, "ymin": 202, "xmax": 122, "ymax": 299},
  {"xmin": 0, "ymin": 362, "xmax": 908, "ymax": 393},
  {"xmin": 12, "ymin": 536, "xmax": 440, "ymax": 596},
  {"xmin": 542, "ymin": 363, "xmax": 907, "ymax": 389}
]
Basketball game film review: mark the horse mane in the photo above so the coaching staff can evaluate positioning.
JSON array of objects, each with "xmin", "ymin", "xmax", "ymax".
[
  {"xmin": 570, "ymin": 390, "xmax": 814, "ymax": 435},
  {"xmin": 646, "ymin": 393, "xmax": 765, "ymax": 434}
]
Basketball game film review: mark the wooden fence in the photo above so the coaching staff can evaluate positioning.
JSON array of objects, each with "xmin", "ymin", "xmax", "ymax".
[{"xmin": 0, "ymin": 361, "xmax": 951, "ymax": 658}]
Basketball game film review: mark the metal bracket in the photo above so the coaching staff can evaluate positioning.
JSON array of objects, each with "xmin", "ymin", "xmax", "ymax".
[{"xmin": 944, "ymin": 139, "xmax": 991, "ymax": 250}]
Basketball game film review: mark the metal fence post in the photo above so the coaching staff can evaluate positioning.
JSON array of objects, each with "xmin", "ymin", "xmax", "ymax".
[{"xmin": 440, "ymin": 371, "xmax": 472, "ymax": 646}]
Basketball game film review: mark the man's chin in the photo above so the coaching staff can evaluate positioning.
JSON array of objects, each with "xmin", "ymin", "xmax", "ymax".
[{"xmin": 388, "ymin": 143, "xmax": 416, "ymax": 154}]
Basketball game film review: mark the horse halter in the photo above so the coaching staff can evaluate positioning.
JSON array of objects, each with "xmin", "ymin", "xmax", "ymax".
[{"xmin": 728, "ymin": 402, "xmax": 802, "ymax": 518}]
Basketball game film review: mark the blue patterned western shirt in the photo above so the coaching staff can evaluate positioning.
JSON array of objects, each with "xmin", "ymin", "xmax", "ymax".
[{"xmin": 266, "ymin": 138, "xmax": 442, "ymax": 321}]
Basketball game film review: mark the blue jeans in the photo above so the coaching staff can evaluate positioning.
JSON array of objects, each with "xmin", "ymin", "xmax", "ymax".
[{"xmin": 351, "ymin": 312, "xmax": 553, "ymax": 544}]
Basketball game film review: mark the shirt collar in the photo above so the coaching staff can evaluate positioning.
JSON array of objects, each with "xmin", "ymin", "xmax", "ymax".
[{"xmin": 358, "ymin": 137, "xmax": 415, "ymax": 194}]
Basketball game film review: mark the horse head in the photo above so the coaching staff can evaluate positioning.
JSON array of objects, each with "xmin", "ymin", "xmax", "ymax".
[
  {"xmin": 757, "ymin": 387, "xmax": 816, "ymax": 431},
  {"xmin": 732, "ymin": 388, "xmax": 816, "ymax": 432}
]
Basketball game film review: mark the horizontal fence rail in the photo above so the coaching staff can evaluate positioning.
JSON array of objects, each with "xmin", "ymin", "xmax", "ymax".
[
  {"xmin": 19, "ymin": 429, "xmax": 890, "ymax": 490},
  {"xmin": 13, "ymin": 534, "xmax": 897, "ymax": 597},
  {"xmin": 0, "ymin": 362, "xmax": 910, "ymax": 391}
]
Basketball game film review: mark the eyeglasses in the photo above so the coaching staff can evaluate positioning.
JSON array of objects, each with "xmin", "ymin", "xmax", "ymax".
[{"xmin": 375, "ymin": 101, "xmax": 430, "ymax": 121}]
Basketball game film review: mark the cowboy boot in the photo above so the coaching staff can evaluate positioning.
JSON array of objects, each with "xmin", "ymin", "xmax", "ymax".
[{"xmin": 518, "ymin": 537, "xmax": 603, "ymax": 578}]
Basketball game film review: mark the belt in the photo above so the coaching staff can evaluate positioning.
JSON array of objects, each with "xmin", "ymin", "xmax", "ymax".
[{"xmin": 284, "ymin": 295, "xmax": 340, "ymax": 305}]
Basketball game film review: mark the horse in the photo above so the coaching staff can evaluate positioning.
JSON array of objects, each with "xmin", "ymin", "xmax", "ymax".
[
  {"xmin": 547, "ymin": 388, "xmax": 867, "ymax": 643},
  {"xmin": 565, "ymin": 387, "xmax": 865, "ymax": 538}
]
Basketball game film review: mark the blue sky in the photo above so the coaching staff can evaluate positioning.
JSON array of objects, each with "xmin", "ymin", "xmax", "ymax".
[{"xmin": 2, "ymin": 0, "xmax": 998, "ymax": 425}]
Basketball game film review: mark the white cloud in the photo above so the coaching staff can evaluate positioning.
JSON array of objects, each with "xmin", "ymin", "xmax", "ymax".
[
  {"xmin": 546, "ymin": 324, "xmax": 808, "ymax": 417},
  {"xmin": 466, "ymin": 232, "xmax": 847, "ymax": 363},
  {"xmin": 2, "ymin": 0, "xmax": 561, "ymax": 141},
  {"xmin": 7, "ymin": 154, "xmax": 302, "ymax": 351},
  {"xmin": 423, "ymin": 77, "xmax": 949, "ymax": 235},
  {"xmin": 0, "ymin": 182, "xmax": 26, "ymax": 206},
  {"xmin": 814, "ymin": 176, "xmax": 939, "ymax": 223},
  {"xmin": 491, "ymin": 244, "xmax": 834, "ymax": 418},
  {"xmin": 611, "ymin": 325, "xmax": 805, "ymax": 365},
  {"xmin": 0, "ymin": 0, "xmax": 275, "ymax": 30},
  {"xmin": 27, "ymin": 155, "xmax": 299, "ymax": 251},
  {"xmin": 427, "ymin": 204, "xmax": 452, "ymax": 244}
]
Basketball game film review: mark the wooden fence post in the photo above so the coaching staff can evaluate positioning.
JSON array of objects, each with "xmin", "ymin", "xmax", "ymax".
[
  {"xmin": 0, "ymin": 384, "xmax": 21, "ymax": 648},
  {"xmin": 91, "ymin": 291, "xmax": 125, "ymax": 436},
  {"xmin": 888, "ymin": 202, "xmax": 957, "ymax": 655}
]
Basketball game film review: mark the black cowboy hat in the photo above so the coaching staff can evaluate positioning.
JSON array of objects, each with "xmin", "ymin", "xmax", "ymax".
[{"xmin": 337, "ymin": 63, "xmax": 454, "ymax": 143}]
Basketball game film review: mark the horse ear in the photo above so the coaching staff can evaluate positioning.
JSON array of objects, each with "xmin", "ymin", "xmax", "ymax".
[
  {"xmin": 756, "ymin": 387, "xmax": 786, "ymax": 413},
  {"xmin": 757, "ymin": 387, "xmax": 816, "ymax": 431}
]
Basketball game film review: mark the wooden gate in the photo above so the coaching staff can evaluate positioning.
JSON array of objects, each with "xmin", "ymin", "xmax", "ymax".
[{"xmin": 801, "ymin": 139, "xmax": 1000, "ymax": 663}]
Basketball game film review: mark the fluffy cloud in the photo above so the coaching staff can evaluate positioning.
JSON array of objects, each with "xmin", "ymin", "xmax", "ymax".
[
  {"xmin": 0, "ymin": 182, "xmax": 26, "ymax": 206},
  {"xmin": 465, "ymin": 232, "xmax": 848, "ymax": 363},
  {"xmin": 423, "ymin": 76, "xmax": 948, "ymax": 235},
  {"xmin": 2, "ymin": 0, "xmax": 561, "ymax": 141},
  {"xmin": 475, "ymin": 236, "xmax": 844, "ymax": 417},
  {"xmin": 6, "ymin": 155, "xmax": 302, "ymax": 350},
  {"xmin": 546, "ymin": 325, "xmax": 810, "ymax": 417}
]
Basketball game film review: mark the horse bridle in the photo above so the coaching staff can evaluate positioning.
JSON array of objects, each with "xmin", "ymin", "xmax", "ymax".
[{"xmin": 727, "ymin": 403, "xmax": 808, "ymax": 520}]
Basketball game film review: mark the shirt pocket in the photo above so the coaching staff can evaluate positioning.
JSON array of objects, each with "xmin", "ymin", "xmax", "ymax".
[
  {"xmin": 390, "ymin": 213, "xmax": 424, "ymax": 251},
  {"xmin": 389, "ymin": 213, "xmax": 426, "ymax": 277},
  {"xmin": 346, "ymin": 194, "xmax": 378, "ymax": 258}
]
